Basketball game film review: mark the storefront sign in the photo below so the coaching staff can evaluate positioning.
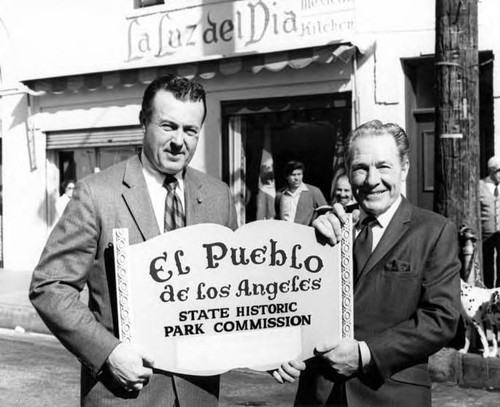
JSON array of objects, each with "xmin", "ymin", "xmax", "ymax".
[
  {"xmin": 125, "ymin": 0, "xmax": 355, "ymax": 68},
  {"xmin": 113, "ymin": 219, "xmax": 353, "ymax": 375}
]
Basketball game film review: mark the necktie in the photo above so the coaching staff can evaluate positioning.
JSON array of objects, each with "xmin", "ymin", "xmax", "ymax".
[
  {"xmin": 353, "ymin": 216, "xmax": 378, "ymax": 278},
  {"xmin": 163, "ymin": 175, "xmax": 185, "ymax": 232},
  {"xmin": 495, "ymin": 184, "xmax": 499, "ymax": 198}
]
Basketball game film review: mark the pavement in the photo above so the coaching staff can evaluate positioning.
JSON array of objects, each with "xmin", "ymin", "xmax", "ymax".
[
  {"xmin": 1, "ymin": 268, "xmax": 500, "ymax": 392},
  {"xmin": 0, "ymin": 269, "xmax": 50, "ymax": 334}
]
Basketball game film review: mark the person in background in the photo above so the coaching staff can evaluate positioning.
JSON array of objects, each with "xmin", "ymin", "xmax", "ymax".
[
  {"xmin": 331, "ymin": 174, "xmax": 356, "ymax": 207},
  {"xmin": 479, "ymin": 155, "xmax": 500, "ymax": 288},
  {"xmin": 275, "ymin": 160, "xmax": 327, "ymax": 225},
  {"xmin": 30, "ymin": 74, "xmax": 237, "ymax": 406},
  {"xmin": 273, "ymin": 120, "xmax": 462, "ymax": 407},
  {"xmin": 55, "ymin": 179, "xmax": 75, "ymax": 221}
]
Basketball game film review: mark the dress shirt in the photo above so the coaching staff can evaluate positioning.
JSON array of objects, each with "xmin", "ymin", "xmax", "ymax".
[
  {"xmin": 354, "ymin": 195, "xmax": 402, "ymax": 369},
  {"xmin": 141, "ymin": 151, "xmax": 185, "ymax": 232},
  {"xmin": 484, "ymin": 176, "xmax": 500, "ymax": 196},
  {"xmin": 280, "ymin": 183, "xmax": 309, "ymax": 222},
  {"xmin": 356, "ymin": 195, "xmax": 402, "ymax": 252}
]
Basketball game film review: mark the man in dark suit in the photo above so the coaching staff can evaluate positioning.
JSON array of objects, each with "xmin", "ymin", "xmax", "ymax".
[
  {"xmin": 30, "ymin": 74, "xmax": 237, "ymax": 406},
  {"xmin": 275, "ymin": 160, "xmax": 327, "ymax": 225},
  {"xmin": 273, "ymin": 120, "xmax": 461, "ymax": 406}
]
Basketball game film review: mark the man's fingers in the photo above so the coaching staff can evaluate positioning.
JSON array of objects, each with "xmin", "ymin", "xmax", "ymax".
[
  {"xmin": 128, "ymin": 382, "xmax": 144, "ymax": 392},
  {"xmin": 315, "ymin": 341, "xmax": 338, "ymax": 354},
  {"xmin": 139, "ymin": 348, "xmax": 155, "ymax": 369},
  {"xmin": 137, "ymin": 366, "xmax": 154, "ymax": 380},
  {"xmin": 332, "ymin": 203, "xmax": 349, "ymax": 225},
  {"xmin": 289, "ymin": 360, "xmax": 306, "ymax": 371},
  {"xmin": 272, "ymin": 369, "xmax": 284, "ymax": 384},
  {"xmin": 274, "ymin": 365, "xmax": 297, "ymax": 383}
]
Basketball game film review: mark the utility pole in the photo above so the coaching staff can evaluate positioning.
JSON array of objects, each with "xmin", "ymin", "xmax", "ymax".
[{"xmin": 434, "ymin": 0, "xmax": 480, "ymax": 283}]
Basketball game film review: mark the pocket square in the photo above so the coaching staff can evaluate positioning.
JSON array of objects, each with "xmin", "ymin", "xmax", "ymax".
[{"xmin": 384, "ymin": 259, "xmax": 411, "ymax": 272}]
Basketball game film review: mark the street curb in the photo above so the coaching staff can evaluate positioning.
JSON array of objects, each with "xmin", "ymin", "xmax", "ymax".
[{"xmin": 430, "ymin": 348, "xmax": 500, "ymax": 390}]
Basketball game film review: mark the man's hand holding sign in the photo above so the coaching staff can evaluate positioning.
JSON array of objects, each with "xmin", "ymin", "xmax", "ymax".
[{"xmin": 113, "ymin": 218, "xmax": 353, "ymax": 379}]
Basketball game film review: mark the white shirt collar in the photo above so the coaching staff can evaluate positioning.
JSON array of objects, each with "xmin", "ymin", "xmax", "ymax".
[
  {"xmin": 284, "ymin": 182, "xmax": 309, "ymax": 197},
  {"xmin": 141, "ymin": 151, "xmax": 185, "ymax": 193},
  {"xmin": 358, "ymin": 195, "xmax": 402, "ymax": 229}
]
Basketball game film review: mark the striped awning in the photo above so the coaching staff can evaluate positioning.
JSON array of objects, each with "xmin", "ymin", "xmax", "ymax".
[{"xmin": 27, "ymin": 44, "xmax": 356, "ymax": 95}]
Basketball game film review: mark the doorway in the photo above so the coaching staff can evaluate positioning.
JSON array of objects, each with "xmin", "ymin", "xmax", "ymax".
[
  {"xmin": 404, "ymin": 52, "xmax": 494, "ymax": 211},
  {"xmin": 222, "ymin": 93, "xmax": 351, "ymax": 225}
]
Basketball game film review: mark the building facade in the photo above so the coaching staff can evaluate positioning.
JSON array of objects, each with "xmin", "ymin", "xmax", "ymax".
[{"xmin": 0, "ymin": 0, "xmax": 499, "ymax": 270}]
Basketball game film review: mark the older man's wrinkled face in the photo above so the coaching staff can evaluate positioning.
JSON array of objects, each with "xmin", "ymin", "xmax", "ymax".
[
  {"xmin": 143, "ymin": 90, "xmax": 204, "ymax": 175},
  {"xmin": 348, "ymin": 134, "xmax": 409, "ymax": 216}
]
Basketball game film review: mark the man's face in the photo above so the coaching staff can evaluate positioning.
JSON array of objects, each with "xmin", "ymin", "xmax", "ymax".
[
  {"xmin": 489, "ymin": 164, "xmax": 500, "ymax": 184},
  {"xmin": 143, "ymin": 90, "xmax": 205, "ymax": 175},
  {"xmin": 286, "ymin": 169, "xmax": 304, "ymax": 191},
  {"xmin": 65, "ymin": 183, "xmax": 75, "ymax": 198},
  {"xmin": 334, "ymin": 177, "xmax": 353, "ymax": 206},
  {"xmin": 348, "ymin": 134, "xmax": 408, "ymax": 216}
]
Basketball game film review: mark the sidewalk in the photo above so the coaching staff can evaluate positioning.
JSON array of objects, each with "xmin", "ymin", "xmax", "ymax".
[
  {"xmin": 0, "ymin": 268, "xmax": 499, "ymax": 392},
  {"xmin": 0, "ymin": 269, "xmax": 49, "ymax": 334}
]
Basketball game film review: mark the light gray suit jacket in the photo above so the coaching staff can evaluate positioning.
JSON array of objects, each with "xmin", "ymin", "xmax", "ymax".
[{"xmin": 30, "ymin": 155, "xmax": 238, "ymax": 406}]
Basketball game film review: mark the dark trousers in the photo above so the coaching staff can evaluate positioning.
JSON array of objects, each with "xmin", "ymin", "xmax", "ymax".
[{"xmin": 483, "ymin": 232, "xmax": 500, "ymax": 288}]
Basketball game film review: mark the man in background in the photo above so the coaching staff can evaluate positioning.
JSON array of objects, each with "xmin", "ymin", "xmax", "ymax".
[
  {"xmin": 30, "ymin": 74, "xmax": 237, "ymax": 406},
  {"xmin": 275, "ymin": 160, "xmax": 327, "ymax": 225},
  {"xmin": 480, "ymin": 155, "xmax": 500, "ymax": 288},
  {"xmin": 331, "ymin": 174, "xmax": 356, "ymax": 207},
  {"xmin": 55, "ymin": 179, "xmax": 75, "ymax": 221}
]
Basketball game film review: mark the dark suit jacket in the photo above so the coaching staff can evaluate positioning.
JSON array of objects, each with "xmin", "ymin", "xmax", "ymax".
[
  {"xmin": 30, "ymin": 155, "xmax": 237, "ymax": 407},
  {"xmin": 295, "ymin": 197, "xmax": 461, "ymax": 407},
  {"xmin": 275, "ymin": 183, "xmax": 327, "ymax": 225}
]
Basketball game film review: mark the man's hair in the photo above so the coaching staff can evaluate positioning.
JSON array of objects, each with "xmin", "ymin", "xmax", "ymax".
[
  {"xmin": 284, "ymin": 160, "xmax": 305, "ymax": 176},
  {"xmin": 335, "ymin": 173, "xmax": 349, "ymax": 186},
  {"xmin": 344, "ymin": 120, "xmax": 410, "ymax": 167},
  {"xmin": 139, "ymin": 74, "xmax": 207, "ymax": 126}
]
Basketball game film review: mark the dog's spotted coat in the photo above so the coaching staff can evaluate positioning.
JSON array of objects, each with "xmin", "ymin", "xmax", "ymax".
[{"xmin": 460, "ymin": 279, "xmax": 500, "ymax": 357}]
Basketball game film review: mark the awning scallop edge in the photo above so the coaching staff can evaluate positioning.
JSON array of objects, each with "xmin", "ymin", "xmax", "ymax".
[{"xmin": 28, "ymin": 43, "xmax": 357, "ymax": 94}]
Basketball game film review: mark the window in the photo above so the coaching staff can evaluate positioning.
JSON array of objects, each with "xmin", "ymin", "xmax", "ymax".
[{"xmin": 58, "ymin": 146, "xmax": 141, "ymax": 190}]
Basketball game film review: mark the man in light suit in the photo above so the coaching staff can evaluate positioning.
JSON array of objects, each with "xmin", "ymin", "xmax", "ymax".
[
  {"xmin": 30, "ymin": 74, "xmax": 237, "ymax": 406},
  {"xmin": 275, "ymin": 160, "xmax": 327, "ymax": 225},
  {"xmin": 274, "ymin": 120, "xmax": 461, "ymax": 406}
]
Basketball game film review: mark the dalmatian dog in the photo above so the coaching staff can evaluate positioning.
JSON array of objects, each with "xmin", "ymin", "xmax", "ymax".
[{"xmin": 460, "ymin": 279, "xmax": 500, "ymax": 358}]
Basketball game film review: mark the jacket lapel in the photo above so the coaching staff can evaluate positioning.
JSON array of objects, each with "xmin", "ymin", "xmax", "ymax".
[
  {"xmin": 121, "ymin": 155, "xmax": 160, "ymax": 241},
  {"xmin": 183, "ymin": 167, "xmax": 204, "ymax": 226},
  {"xmin": 355, "ymin": 197, "xmax": 412, "ymax": 285}
]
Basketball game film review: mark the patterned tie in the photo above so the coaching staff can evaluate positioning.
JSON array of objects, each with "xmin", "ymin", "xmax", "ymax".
[
  {"xmin": 163, "ymin": 174, "xmax": 185, "ymax": 232},
  {"xmin": 353, "ymin": 216, "xmax": 378, "ymax": 278}
]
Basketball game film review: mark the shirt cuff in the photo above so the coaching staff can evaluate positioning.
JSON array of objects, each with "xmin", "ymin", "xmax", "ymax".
[{"xmin": 358, "ymin": 341, "xmax": 372, "ymax": 369}]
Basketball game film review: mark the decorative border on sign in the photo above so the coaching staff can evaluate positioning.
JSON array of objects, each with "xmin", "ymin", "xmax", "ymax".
[
  {"xmin": 113, "ymin": 228, "xmax": 132, "ymax": 343},
  {"xmin": 341, "ymin": 215, "xmax": 354, "ymax": 339}
]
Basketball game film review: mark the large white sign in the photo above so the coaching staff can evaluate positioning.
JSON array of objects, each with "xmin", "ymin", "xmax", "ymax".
[
  {"xmin": 113, "ymin": 219, "xmax": 353, "ymax": 376},
  {"xmin": 125, "ymin": 0, "xmax": 355, "ymax": 68}
]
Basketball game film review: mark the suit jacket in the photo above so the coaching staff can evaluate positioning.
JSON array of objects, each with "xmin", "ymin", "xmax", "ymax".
[
  {"xmin": 275, "ymin": 183, "xmax": 327, "ymax": 225},
  {"xmin": 295, "ymin": 197, "xmax": 461, "ymax": 407},
  {"xmin": 30, "ymin": 155, "xmax": 238, "ymax": 407}
]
